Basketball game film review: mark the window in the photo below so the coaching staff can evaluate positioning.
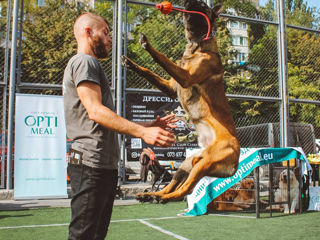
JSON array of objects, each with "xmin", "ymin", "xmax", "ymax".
[
  {"xmin": 238, "ymin": 53, "xmax": 248, "ymax": 62},
  {"xmin": 240, "ymin": 37, "xmax": 247, "ymax": 46},
  {"xmin": 232, "ymin": 36, "xmax": 248, "ymax": 46},
  {"xmin": 232, "ymin": 36, "xmax": 240, "ymax": 45},
  {"xmin": 233, "ymin": 53, "xmax": 248, "ymax": 64},
  {"xmin": 242, "ymin": 22, "xmax": 247, "ymax": 29},
  {"xmin": 230, "ymin": 21, "xmax": 239, "ymax": 28}
]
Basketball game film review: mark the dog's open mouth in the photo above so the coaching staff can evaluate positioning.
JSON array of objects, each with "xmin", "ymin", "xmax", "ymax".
[
  {"xmin": 281, "ymin": 176, "xmax": 288, "ymax": 184},
  {"xmin": 183, "ymin": 0, "xmax": 211, "ymax": 40}
]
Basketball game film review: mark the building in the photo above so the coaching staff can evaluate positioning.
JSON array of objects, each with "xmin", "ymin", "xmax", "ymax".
[
  {"xmin": 227, "ymin": 19, "xmax": 249, "ymax": 65},
  {"xmin": 227, "ymin": 0, "xmax": 260, "ymax": 65}
]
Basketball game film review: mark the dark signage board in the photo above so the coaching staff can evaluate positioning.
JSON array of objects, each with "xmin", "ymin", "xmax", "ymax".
[{"xmin": 125, "ymin": 90, "xmax": 199, "ymax": 162}]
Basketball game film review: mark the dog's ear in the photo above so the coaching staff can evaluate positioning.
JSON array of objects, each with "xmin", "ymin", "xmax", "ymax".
[{"xmin": 212, "ymin": 4, "xmax": 224, "ymax": 18}]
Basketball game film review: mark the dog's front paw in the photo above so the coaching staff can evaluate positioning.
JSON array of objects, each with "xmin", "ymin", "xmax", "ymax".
[
  {"xmin": 121, "ymin": 55, "xmax": 132, "ymax": 68},
  {"xmin": 139, "ymin": 33, "xmax": 149, "ymax": 50},
  {"xmin": 288, "ymin": 209, "xmax": 296, "ymax": 214},
  {"xmin": 284, "ymin": 206, "xmax": 290, "ymax": 214}
]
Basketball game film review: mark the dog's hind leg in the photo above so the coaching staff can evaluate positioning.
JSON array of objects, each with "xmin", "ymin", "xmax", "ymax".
[
  {"xmin": 160, "ymin": 147, "xmax": 239, "ymax": 201},
  {"xmin": 160, "ymin": 164, "xmax": 206, "ymax": 201},
  {"xmin": 136, "ymin": 153, "xmax": 198, "ymax": 201},
  {"xmin": 136, "ymin": 167, "xmax": 189, "ymax": 198},
  {"xmin": 136, "ymin": 167, "xmax": 190, "ymax": 202}
]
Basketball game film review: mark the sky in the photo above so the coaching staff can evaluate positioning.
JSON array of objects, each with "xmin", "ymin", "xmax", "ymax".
[{"xmin": 259, "ymin": 0, "xmax": 320, "ymax": 9}]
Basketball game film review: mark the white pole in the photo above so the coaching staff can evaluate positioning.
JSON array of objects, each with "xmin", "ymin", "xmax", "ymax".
[
  {"xmin": 6, "ymin": 0, "xmax": 20, "ymax": 189},
  {"xmin": 117, "ymin": 0, "xmax": 123, "ymax": 185},
  {"xmin": 277, "ymin": 0, "xmax": 289, "ymax": 148}
]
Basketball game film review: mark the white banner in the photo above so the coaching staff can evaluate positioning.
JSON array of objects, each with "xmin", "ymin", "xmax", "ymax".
[
  {"xmin": 186, "ymin": 147, "xmax": 312, "ymax": 216},
  {"xmin": 14, "ymin": 94, "xmax": 67, "ymax": 199}
]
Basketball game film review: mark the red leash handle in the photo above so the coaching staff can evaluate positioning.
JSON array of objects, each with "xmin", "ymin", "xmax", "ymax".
[{"xmin": 155, "ymin": 1, "xmax": 211, "ymax": 40}]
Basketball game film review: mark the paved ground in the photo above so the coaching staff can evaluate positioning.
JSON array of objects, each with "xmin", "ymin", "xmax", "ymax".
[
  {"xmin": 0, "ymin": 197, "xmax": 139, "ymax": 211},
  {"xmin": 0, "ymin": 181, "xmax": 152, "ymax": 211}
]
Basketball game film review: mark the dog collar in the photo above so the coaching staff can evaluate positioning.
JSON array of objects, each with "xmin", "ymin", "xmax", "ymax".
[{"xmin": 200, "ymin": 28, "xmax": 217, "ymax": 41}]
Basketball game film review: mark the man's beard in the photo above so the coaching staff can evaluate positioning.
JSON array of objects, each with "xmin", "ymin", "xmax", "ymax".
[{"xmin": 90, "ymin": 35, "xmax": 108, "ymax": 59}]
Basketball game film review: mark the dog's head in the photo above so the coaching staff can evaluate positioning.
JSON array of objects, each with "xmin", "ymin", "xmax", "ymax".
[
  {"xmin": 223, "ymin": 189, "xmax": 237, "ymax": 201},
  {"xmin": 183, "ymin": 0, "xmax": 223, "ymax": 42},
  {"xmin": 240, "ymin": 179, "xmax": 255, "ymax": 190},
  {"xmin": 279, "ymin": 169, "xmax": 298, "ymax": 185}
]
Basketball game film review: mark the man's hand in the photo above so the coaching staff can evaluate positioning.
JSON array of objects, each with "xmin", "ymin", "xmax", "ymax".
[{"xmin": 141, "ymin": 126, "xmax": 176, "ymax": 147}]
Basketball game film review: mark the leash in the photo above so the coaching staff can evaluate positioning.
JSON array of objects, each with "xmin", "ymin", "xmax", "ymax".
[{"xmin": 155, "ymin": 1, "xmax": 212, "ymax": 41}]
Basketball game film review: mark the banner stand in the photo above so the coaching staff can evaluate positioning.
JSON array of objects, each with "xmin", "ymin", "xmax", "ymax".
[{"xmin": 14, "ymin": 94, "xmax": 67, "ymax": 199}]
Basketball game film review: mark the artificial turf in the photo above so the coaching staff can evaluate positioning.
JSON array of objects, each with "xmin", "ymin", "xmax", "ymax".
[{"xmin": 0, "ymin": 201, "xmax": 319, "ymax": 240}]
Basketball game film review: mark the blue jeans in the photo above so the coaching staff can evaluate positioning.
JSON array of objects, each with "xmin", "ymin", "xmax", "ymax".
[{"xmin": 67, "ymin": 164, "xmax": 118, "ymax": 240}]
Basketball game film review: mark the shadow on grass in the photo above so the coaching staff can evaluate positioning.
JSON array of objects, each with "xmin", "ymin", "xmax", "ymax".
[{"xmin": 0, "ymin": 214, "xmax": 33, "ymax": 220}]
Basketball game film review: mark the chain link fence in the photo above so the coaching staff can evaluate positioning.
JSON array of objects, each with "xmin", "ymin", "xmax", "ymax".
[
  {"xmin": 124, "ymin": 0, "xmax": 320, "ymax": 154},
  {"xmin": 0, "ymin": 0, "xmax": 320, "ymax": 188},
  {"xmin": 19, "ymin": 0, "xmax": 115, "ymax": 89},
  {"xmin": 0, "ymin": 1, "xmax": 10, "ymax": 188}
]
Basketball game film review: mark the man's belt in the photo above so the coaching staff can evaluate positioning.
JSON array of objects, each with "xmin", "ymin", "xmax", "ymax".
[{"xmin": 68, "ymin": 148, "xmax": 83, "ymax": 165}]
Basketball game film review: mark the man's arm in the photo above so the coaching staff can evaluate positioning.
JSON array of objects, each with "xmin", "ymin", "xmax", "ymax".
[{"xmin": 77, "ymin": 81, "xmax": 175, "ymax": 147}]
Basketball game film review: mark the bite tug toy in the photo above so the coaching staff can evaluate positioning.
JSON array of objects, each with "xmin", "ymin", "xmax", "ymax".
[{"xmin": 155, "ymin": 1, "xmax": 212, "ymax": 40}]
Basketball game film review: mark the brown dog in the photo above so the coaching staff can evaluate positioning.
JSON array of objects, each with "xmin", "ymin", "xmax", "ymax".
[
  {"xmin": 122, "ymin": 0, "xmax": 240, "ymax": 202},
  {"xmin": 233, "ymin": 178, "xmax": 256, "ymax": 209},
  {"xmin": 207, "ymin": 189, "xmax": 243, "ymax": 211}
]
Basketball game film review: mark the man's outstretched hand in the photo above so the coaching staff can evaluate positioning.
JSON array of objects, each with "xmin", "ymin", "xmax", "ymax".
[{"xmin": 140, "ymin": 114, "xmax": 178, "ymax": 147}]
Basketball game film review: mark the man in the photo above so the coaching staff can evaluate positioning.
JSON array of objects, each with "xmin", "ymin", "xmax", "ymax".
[{"xmin": 63, "ymin": 12, "xmax": 176, "ymax": 240}]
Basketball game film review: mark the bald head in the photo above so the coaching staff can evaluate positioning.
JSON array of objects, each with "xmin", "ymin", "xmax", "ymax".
[
  {"xmin": 73, "ymin": 12, "xmax": 112, "ymax": 58},
  {"xmin": 74, "ymin": 12, "xmax": 109, "ymax": 41}
]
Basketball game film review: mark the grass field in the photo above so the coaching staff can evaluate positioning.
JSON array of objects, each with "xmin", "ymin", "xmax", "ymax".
[{"xmin": 0, "ymin": 201, "xmax": 320, "ymax": 240}]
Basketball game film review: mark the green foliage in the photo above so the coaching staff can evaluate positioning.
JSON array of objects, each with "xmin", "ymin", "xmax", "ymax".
[
  {"xmin": 286, "ymin": 5, "xmax": 320, "ymax": 127},
  {"xmin": 230, "ymin": 0, "xmax": 320, "ymax": 128},
  {"xmin": 21, "ymin": 0, "xmax": 80, "ymax": 84},
  {"xmin": 20, "ymin": 0, "xmax": 114, "ymax": 86},
  {"xmin": 287, "ymin": 31, "xmax": 320, "ymax": 126},
  {"xmin": 223, "ymin": 0, "xmax": 320, "ymax": 128}
]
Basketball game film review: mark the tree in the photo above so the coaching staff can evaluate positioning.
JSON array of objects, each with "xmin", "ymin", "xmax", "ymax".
[
  {"xmin": 21, "ymin": 0, "xmax": 79, "ymax": 86},
  {"xmin": 20, "ymin": 0, "xmax": 113, "ymax": 88},
  {"xmin": 232, "ymin": 0, "xmax": 320, "ymax": 129}
]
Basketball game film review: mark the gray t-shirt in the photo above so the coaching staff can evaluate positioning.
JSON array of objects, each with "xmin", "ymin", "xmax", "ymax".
[{"xmin": 63, "ymin": 53, "xmax": 120, "ymax": 170}]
